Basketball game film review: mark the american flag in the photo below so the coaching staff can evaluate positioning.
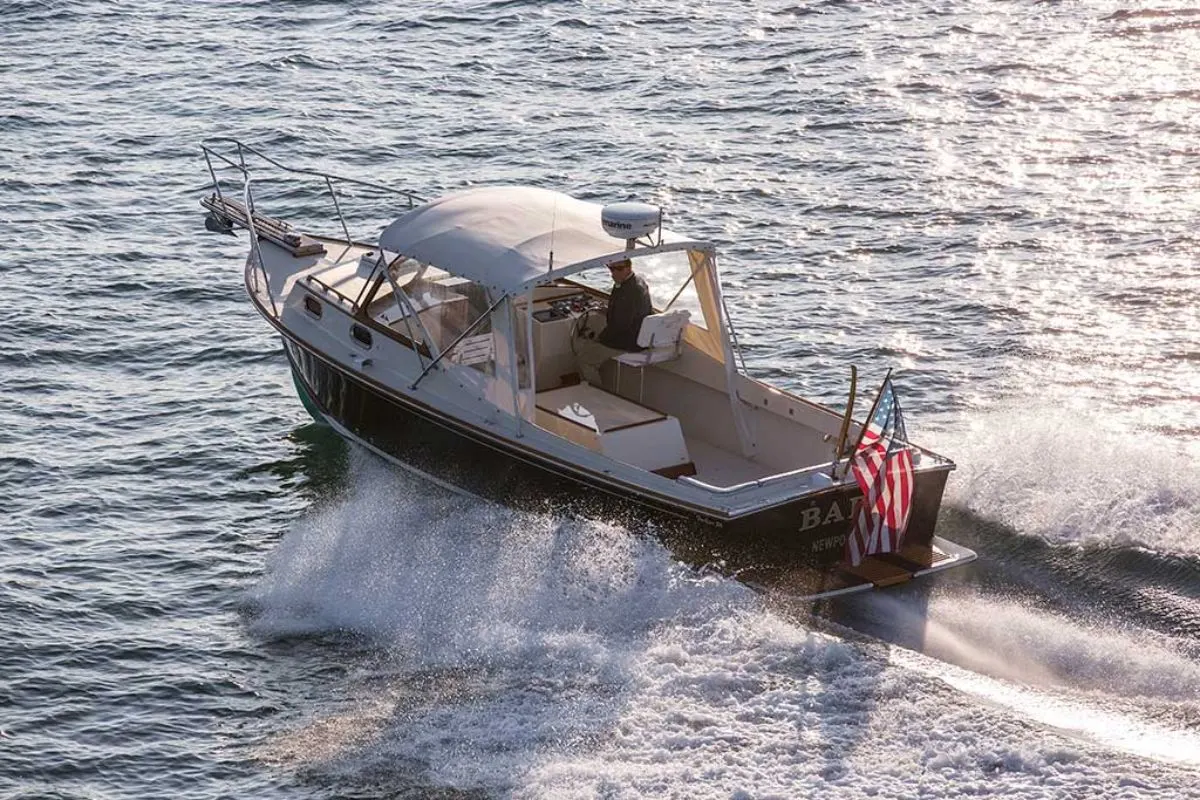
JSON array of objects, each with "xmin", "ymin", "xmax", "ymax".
[{"xmin": 845, "ymin": 377, "xmax": 915, "ymax": 566}]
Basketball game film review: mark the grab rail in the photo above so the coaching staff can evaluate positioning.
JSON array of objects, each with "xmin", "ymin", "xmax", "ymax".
[
  {"xmin": 680, "ymin": 462, "xmax": 841, "ymax": 495},
  {"xmin": 304, "ymin": 275, "xmax": 358, "ymax": 309},
  {"xmin": 201, "ymin": 138, "xmax": 425, "ymax": 211},
  {"xmin": 201, "ymin": 139, "xmax": 425, "ymax": 266},
  {"xmin": 679, "ymin": 445, "xmax": 952, "ymax": 496},
  {"xmin": 202, "ymin": 139, "xmax": 427, "ymax": 321},
  {"xmin": 679, "ymin": 455, "xmax": 950, "ymax": 496}
]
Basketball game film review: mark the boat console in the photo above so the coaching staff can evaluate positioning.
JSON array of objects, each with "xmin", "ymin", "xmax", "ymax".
[
  {"xmin": 532, "ymin": 293, "xmax": 603, "ymax": 323},
  {"xmin": 518, "ymin": 289, "xmax": 608, "ymax": 391}
]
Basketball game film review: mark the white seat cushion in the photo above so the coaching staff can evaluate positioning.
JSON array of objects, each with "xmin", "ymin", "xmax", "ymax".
[
  {"xmin": 614, "ymin": 349, "xmax": 675, "ymax": 367},
  {"xmin": 614, "ymin": 309, "xmax": 689, "ymax": 367}
]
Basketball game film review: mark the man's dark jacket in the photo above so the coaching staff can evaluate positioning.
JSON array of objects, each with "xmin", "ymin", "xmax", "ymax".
[{"xmin": 599, "ymin": 274, "xmax": 652, "ymax": 351}]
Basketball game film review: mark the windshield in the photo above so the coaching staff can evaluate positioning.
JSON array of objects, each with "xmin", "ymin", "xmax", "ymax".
[
  {"xmin": 571, "ymin": 249, "xmax": 707, "ymax": 329},
  {"xmin": 367, "ymin": 259, "xmax": 498, "ymax": 375}
]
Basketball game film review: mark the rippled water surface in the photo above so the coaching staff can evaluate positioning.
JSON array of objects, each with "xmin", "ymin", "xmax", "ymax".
[{"xmin": 2, "ymin": 1, "xmax": 1199, "ymax": 798}]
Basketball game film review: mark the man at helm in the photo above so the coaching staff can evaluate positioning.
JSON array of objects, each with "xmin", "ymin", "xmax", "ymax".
[{"xmin": 574, "ymin": 258, "xmax": 652, "ymax": 386}]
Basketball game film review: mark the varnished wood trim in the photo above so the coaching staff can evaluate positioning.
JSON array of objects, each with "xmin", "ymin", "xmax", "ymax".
[
  {"xmin": 605, "ymin": 414, "xmax": 668, "ymax": 433},
  {"xmin": 653, "ymin": 462, "xmax": 698, "ymax": 479}
]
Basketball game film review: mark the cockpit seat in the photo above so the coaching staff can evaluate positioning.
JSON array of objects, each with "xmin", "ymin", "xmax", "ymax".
[{"xmin": 613, "ymin": 308, "xmax": 690, "ymax": 400}]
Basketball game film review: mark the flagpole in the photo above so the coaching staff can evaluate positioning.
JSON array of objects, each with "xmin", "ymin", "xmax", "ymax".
[
  {"xmin": 846, "ymin": 367, "xmax": 893, "ymax": 461},
  {"xmin": 829, "ymin": 365, "xmax": 857, "ymax": 478}
]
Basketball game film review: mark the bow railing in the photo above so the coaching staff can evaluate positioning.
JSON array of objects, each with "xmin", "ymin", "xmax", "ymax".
[{"xmin": 200, "ymin": 139, "xmax": 427, "ymax": 316}]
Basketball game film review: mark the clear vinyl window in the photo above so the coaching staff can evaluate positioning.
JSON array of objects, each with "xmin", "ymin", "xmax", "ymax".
[
  {"xmin": 638, "ymin": 249, "xmax": 707, "ymax": 329},
  {"xmin": 572, "ymin": 250, "xmax": 707, "ymax": 329},
  {"xmin": 369, "ymin": 261, "xmax": 495, "ymax": 375}
]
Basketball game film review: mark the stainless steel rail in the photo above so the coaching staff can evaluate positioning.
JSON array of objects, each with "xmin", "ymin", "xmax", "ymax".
[
  {"xmin": 201, "ymin": 138, "xmax": 427, "ymax": 320},
  {"xmin": 200, "ymin": 138, "xmax": 425, "ymax": 215},
  {"xmin": 304, "ymin": 275, "xmax": 358, "ymax": 309}
]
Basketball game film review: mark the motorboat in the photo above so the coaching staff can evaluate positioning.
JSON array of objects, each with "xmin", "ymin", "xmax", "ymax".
[{"xmin": 199, "ymin": 140, "xmax": 976, "ymax": 599}]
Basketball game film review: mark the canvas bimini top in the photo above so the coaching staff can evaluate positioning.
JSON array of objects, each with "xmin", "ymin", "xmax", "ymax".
[{"xmin": 377, "ymin": 185, "xmax": 704, "ymax": 294}]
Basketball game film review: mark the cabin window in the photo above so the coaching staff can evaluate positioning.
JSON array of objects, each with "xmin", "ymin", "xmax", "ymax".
[
  {"xmin": 304, "ymin": 295, "xmax": 323, "ymax": 318},
  {"xmin": 351, "ymin": 323, "xmax": 373, "ymax": 349}
]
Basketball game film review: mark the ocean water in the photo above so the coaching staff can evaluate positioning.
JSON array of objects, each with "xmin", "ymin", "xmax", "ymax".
[{"xmin": 2, "ymin": 1, "xmax": 1198, "ymax": 797}]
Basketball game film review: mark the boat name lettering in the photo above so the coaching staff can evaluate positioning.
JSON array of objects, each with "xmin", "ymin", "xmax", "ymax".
[
  {"xmin": 812, "ymin": 533, "xmax": 847, "ymax": 553},
  {"xmin": 797, "ymin": 501, "xmax": 848, "ymax": 532}
]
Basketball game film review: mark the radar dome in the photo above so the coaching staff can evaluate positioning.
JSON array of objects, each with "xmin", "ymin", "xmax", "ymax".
[{"xmin": 601, "ymin": 202, "xmax": 661, "ymax": 241}]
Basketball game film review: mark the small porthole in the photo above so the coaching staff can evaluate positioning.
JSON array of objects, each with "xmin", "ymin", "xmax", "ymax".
[
  {"xmin": 351, "ymin": 324, "xmax": 373, "ymax": 349},
  {"xmin": 788, "ymin": 408, "xmax": 794, "ymax": 416},
  {"xmin": 304, "ymin": 295, "xmax": 323, "ymax": 318}
]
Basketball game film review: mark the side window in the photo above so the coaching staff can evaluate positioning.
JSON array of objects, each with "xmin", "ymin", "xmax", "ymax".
[
  {"xmin": 640, "ymin": 250, "xmax": 707, "ymax": 329},
  {"xmin": 304, "ymin": 295, "xmax": 323, "ymax": 318},
  {"xmin": 411, "ymin": 276, "xmax": 495, "ymax": 376},
  {"xmin": 350, "ymin": 323, "xmax": 373, "ymax": 349},
  {"xmin": 362, "ymin": 265, "xmax": 498, "ymax": 376}
]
